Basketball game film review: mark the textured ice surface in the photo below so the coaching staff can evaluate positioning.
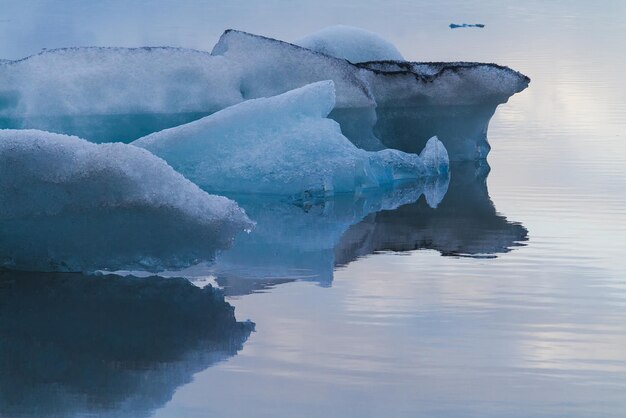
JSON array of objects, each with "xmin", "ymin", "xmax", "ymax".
[
  {"xmin": 357, "ymin": 61, "xmax": 530, "ymax": 106},
  {"xmin": 0, "ymin": 47, "xmax": 240, "ymax": 117},
  {"xmin": 0, "ymin": 271, "xmax": 252, "ymax": 418},
  {"xmin": 0, "ymin": 47, "xmax": 241, "ymax": 142},
  {"xmin": 295, "ymin": 25, "xmax": 404, "ymax": 63},
  {"xmin": 0, "ymin": 129, "xmax": 252, "ymax": 272},
  {"xmin": 134, "ymin": 81, "xmax": 448, "ymax": 198},
  {"xmin": 213, "ymin": 30, "xmax": 529, "ymax": 108},
  {"xmin": 212, "ymin": 30, "xmax": 529, "ymax": 161}
]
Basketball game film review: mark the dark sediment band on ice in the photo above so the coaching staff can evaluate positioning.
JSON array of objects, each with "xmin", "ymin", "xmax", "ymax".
[{"xmin": 335, "ymin": 161, "xmax": 528, "ymax": 266}]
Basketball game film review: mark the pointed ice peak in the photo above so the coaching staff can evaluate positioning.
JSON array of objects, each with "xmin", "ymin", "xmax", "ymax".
[{"xmin": 420, "ymin": 136, "xmax": 450, "ymax": 175}]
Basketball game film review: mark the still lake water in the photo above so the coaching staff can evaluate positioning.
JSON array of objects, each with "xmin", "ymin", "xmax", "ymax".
[{"xmin": 2, "ymin": 0, "xmax": 626, "ymax": 417}]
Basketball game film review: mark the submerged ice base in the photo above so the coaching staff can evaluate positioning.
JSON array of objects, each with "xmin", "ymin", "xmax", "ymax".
[{"xmin": 214, "ymin": 30, "xmax": 529, "ymax": 161}]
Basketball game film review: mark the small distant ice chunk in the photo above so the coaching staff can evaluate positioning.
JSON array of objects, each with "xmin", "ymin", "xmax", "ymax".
[
  {"xmin": 295, "ymin": 25, "xmax": 404, "ymax": 63},
  {"xmin": 0, "ymin": 130, "xmax": 252, "ymax": 272},
  {"xmin": 450, "ymin": 23, "xmax": 485, "ymax": 29},
  {"xmin": 133, "ymin": 81, "xmax": 448, "ymax": 198}
]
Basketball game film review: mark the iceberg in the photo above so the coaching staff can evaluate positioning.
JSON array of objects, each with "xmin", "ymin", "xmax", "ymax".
[
  {"xmin": 357, "ymin": 61, "xmax": 529, "ymax": 106},
  {"xmin": 0, "ymin": 129, "xmax": 252, "ymax": 272},
  {"xmin": 213, "ymin": 30, "xmax": 529, "ymax": 108},
  {"xmin": 213, "ymin": 30, "xmax": 530, "ymax": 160},
  {"xmin": 0, "ymin": 47, "xmax": 241, "ymax": 116},
  {"xmin": 133, "ymin": 81, "xmax": 448, "ymax": 198},
  {"xmin": 0, "ymin": 271, "xmax": 253, "ymax": 418},
  {"xmin": 294, "ymin": 25, "xmax": 405, "ymax": 63},
  {"xmin": 1, "ymin": 29, "xmax": 529, "ymax": 160}
]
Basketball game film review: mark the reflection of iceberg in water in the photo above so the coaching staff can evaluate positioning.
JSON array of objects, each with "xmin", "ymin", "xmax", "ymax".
[
  {"xmin": 213, "ymin": 181, "xmax": 447, "ymax": 292},
  {"xmin": 213, "ymin": 164, "xmax": 527, "ymax": 295},
  {"xmin": 336, "ymin": 162, "xmax": 528, "ymax": 264},
  {"xmin": 0, "ymin": 272, "xmax": 253, "ymax": 418}
]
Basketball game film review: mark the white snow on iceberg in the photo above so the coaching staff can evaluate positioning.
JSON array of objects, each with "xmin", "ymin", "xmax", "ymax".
[
  {"xmin": 212, "ymin": 30, "xmax": 374, "ymax": 109},
  {"xmin": 295, "ymin": 25, "xmax": 404, "ymax": 63},
  {"xmin": 0, "ymin": 47, "xmax": 242, "ymax": 142},
  {"xmin": 133, "ymin": 81, "xmax": 448, "ymax": 198},
  {"xmin": 0, "ymin": 129, "xmax": 252, "ymax": 272}
]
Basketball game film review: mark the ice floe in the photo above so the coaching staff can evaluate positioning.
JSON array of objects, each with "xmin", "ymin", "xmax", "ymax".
[
  {"xmin": 0, "ymin": 28, "xmax": 529, "ymax": 161},
  {"xmin": 0, "ymin": 129, "xmax": 252, "ymax": 272}
]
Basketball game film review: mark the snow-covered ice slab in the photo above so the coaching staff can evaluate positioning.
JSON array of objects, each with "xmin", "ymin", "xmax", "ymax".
[
  {"xmin": 133, "ymin": 81, "xmax": 448, "ymax": 198},
  {"xmin": 0, "ymin": 47, "xmax": 242, "ymax": 142},
  {"xmin": 295, "ymin": 25, "xmax": 404, "ymax": 63},
  {"xmin": 0, "ymin": 129, "xmax": 252, "ymax": 272}
]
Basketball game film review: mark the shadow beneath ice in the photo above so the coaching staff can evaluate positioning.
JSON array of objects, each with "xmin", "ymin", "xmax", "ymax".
[
  {"xmin": 331, "ymin": 103, "xmax": 499, "ymax": 161},
  {"xmin": 211, "ymin": 181, "xmax": 446, "ymax": 294},
  {"xmin": 0, "ymin": 272, "xmax": 253, "ymax": 418},
  {"xmin": 0, "ymin": 206, "xmax": 243, "ymax": 273},
  {"xmin": 211, "ymin": 163, "xmax": 527, "ymax": 295}
]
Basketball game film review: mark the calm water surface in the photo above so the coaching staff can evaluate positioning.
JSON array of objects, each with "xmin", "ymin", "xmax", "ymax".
[{"xmin": 1, "ymin": 1, "xmax": 626, "ymax": 417}]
